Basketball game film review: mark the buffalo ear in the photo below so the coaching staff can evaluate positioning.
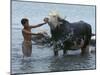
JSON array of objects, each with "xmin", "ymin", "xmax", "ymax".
[
  {"xmin": 57, "ymin": 17, "xmax": 64, "ymax": 25},
  {"xmin": 58, "ymin": 17, "xmax": 62, "ymax": 21}
]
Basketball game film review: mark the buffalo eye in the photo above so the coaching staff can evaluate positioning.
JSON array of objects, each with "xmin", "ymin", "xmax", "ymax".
[{"xmin": 52, "ymin": 16, "xmax": 56, "ymax": 17}]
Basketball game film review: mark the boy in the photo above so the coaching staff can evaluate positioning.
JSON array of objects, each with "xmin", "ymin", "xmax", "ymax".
[{"xmin": 21, "ymin": 18, "xmax": 48, "ymax": 57}]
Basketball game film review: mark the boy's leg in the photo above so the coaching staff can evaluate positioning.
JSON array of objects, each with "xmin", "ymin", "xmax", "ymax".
[
  {"xmin": 22, "ymin": 41, "xmax": 25, "ymax": 57},
  {"xmin": 27, "ymin": 42, "xmax": 32, "ymax": 57},
  {"xmin": 22, "ymin": 41, "xmax": 32, "ymax": 57}
]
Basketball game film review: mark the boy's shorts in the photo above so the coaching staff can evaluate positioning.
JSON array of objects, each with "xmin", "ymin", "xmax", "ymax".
[{"xmin": 22, "ymin": 41, "xmax": 32, "ymax": 57}]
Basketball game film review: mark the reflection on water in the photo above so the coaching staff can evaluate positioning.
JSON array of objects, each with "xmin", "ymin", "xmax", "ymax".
[
  {"xmin": 49, "ymin": 54, "xmax": 96, "ymax": 72},
  {"xmin": 11, "ymin": 43, "xmax": 96, "ymax": 74}
]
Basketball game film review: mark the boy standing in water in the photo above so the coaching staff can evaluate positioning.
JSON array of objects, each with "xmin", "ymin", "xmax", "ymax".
[{"xmin": 21, "ymin": 18, "xmax": 48, "ymax": 57}]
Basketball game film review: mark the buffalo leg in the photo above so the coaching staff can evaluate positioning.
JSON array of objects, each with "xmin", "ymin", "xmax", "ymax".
[
  {"xmin": 54, "ymin": 50, "xmax": 58, "ymax": 56},
  {"xmin": 52, "ymin": 41, "xmax": 58, "ymax": 56},
  {"xmin": 81, "ymin": 47, "xmax": 86, "ymax": 55},
  {"xmin": 63, "ymin": 49, "xmax": 67, "ymax": 55},
  {"xmin": 63, "ymin": 50, "xmax": 66, "ymax": 54},
  {"xmin": 81, "ymin": 45, "xmax": 90, "ymax": 55},
  {"xmin": 81, "ymin": 29, "xmax": 91, "ymax": 54},
  {"xmin": 81, "ymin": 37, "xmax": 90, "ymax": 55}
]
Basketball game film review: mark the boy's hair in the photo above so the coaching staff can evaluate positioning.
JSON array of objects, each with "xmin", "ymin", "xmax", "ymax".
[{"xmin": 21, "ymin": 18, "xmax": 28, "ymax": 25}]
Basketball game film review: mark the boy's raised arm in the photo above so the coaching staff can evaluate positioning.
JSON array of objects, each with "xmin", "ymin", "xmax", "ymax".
[
  {"xmin": 30, "ymin": 18, "xmax": 49, "ymax": 28},
  {"xmin": 30, "ymin": 22, "xmax": 46, "ymax": 28}
]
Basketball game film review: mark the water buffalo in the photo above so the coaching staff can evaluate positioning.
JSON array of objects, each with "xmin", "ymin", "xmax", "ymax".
[{"xmin": 46, "ymin": 12, "xmax": 92, "ymax": 56}]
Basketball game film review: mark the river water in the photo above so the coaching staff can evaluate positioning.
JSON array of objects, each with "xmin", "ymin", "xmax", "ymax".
[{"xmin": 11, "ymin": 1, "xmax": 96, "ymax": 74}]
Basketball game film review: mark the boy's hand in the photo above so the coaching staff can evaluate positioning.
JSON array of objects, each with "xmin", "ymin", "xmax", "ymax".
[
  {"xmin": 44, "ymin": 17, "xmax": 49, "ymax": 23},
  {"xmin": 36, "ymin": 33, "xmax": 44, "ymax": 36}
]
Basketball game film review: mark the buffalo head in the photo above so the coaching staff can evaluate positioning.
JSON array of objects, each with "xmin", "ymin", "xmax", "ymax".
[{"xmin": 47, "ymin": 11, "xmax": 64, "ymax": 30}]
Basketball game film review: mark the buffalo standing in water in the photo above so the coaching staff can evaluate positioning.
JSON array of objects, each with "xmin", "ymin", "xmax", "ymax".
[{"xmin": 46, "ymin": 12, "xmax": 92, "ymax": 56}]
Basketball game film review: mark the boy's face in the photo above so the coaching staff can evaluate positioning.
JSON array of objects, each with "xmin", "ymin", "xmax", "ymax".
[{"xmin": 24, "ymin": 21, "xmax": 29, "ymax": 27}]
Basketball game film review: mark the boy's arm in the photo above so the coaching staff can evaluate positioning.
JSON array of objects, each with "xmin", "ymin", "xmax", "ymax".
[
  {"xmin": 23, "ymin": 29, "xmax": 39, "ymax": 35},
  {"xmin": 30, "ymin": 22, "xmax": 46, "ymax": 28},
  {"xmin": 30, "ymin": 18, "xmax": 49, "ymax": 28}
]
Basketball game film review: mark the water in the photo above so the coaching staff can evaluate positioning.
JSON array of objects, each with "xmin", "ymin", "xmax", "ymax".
[{"xmin": 11, "ymin": 1, "xmax": 96, "ymax": 74}]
